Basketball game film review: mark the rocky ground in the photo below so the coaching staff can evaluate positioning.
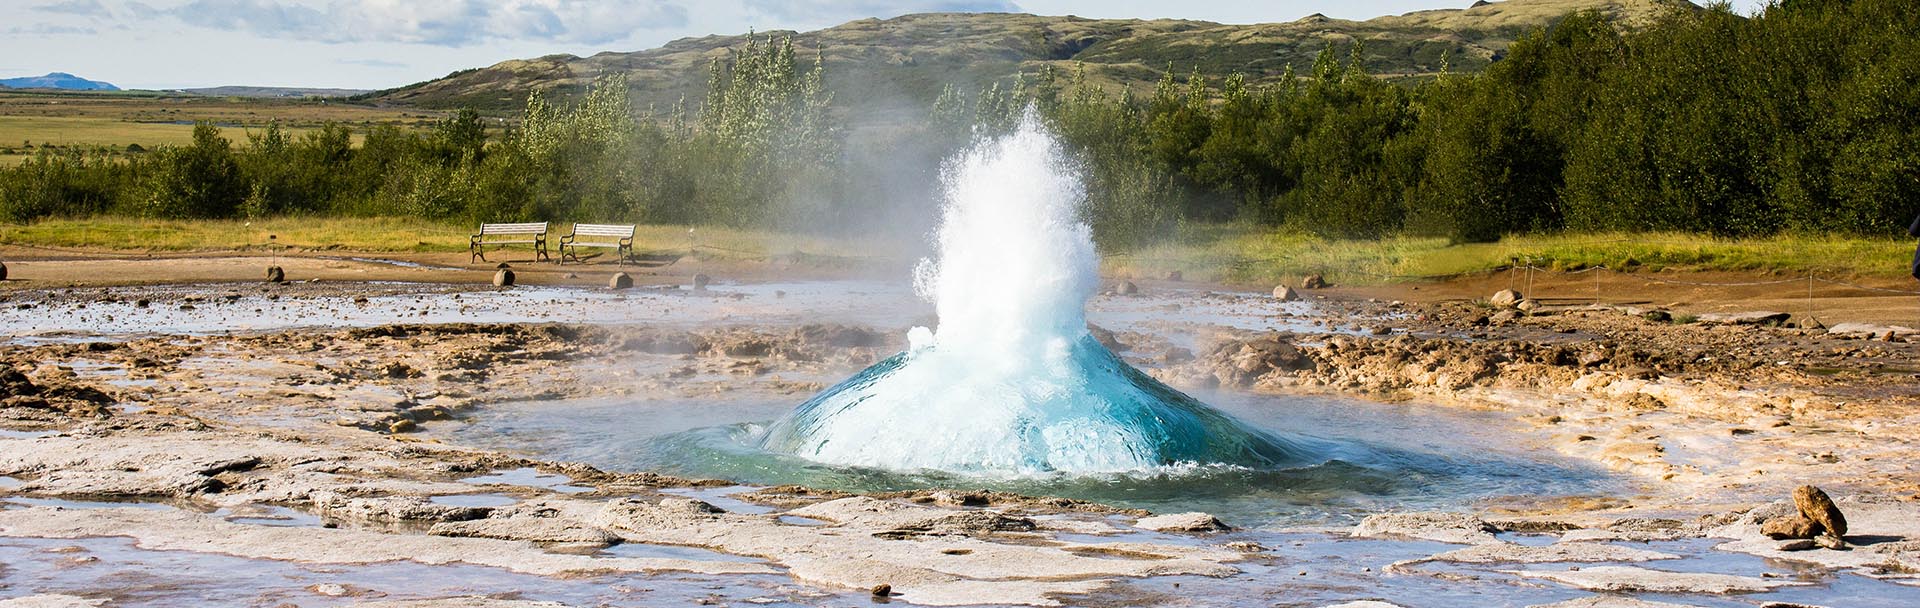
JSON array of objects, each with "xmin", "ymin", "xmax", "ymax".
[{"xmin": 0, "ymin": 274, "xmax": 1917, "ymax": 607}]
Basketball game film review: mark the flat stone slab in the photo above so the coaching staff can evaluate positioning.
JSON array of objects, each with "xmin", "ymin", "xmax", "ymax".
[
  {"xmin": 1826, "ymin": 322, "xmax": 1919, "ymax": 338},
  {"xmin": 1507, "ymin": 566, "xmax": 1808, "ymax": 593},
  {"xmin": 1527, "ymin": 596, "xmax": 1705, "ymax": 608},
  {"xmin": 1352, "ymin": 512, "xmax": 1499, "ymax": 545},
  {"xmin": 1134, "ymin": 512, "xmax": 1229, "ymax": 533},
  {"xmin": 1415, "ymin": 541, "xmax": 1679, "ymax": 565},
  {"xmin": 0, "ymin": 595, "xmax": 109, "ymax": 608},
  {"xmin": 1694, "ymin": 311, "xmax": 1790, "ymax": 326}
]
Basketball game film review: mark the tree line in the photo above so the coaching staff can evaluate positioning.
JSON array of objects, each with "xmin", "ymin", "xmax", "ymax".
[{"xmin": 2, "ymin": 0, "xmax": 1914, "ymax": 250}]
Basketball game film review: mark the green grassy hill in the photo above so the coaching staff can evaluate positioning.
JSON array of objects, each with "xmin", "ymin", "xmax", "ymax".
[{"xmin": 363, "ymin": 0, "xmax": 1699, "ymax": 118}]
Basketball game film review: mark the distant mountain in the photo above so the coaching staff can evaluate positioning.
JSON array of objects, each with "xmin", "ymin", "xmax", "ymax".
[
  {"xmin": 0, "ymin": 72, "xmax": 119, "ymax": 91},
  {"xmin": 177, "ymin": 86, "xmax": 371, "ymax": 98},
  {"xmin": 363, "ymin": 0, "xmax": 1699, "ymax": 116}
]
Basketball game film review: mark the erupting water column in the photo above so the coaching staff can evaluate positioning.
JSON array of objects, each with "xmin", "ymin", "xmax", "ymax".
[{"xmin": 760, "ymin": 113, "xmax": 1306, "ymax": 475}]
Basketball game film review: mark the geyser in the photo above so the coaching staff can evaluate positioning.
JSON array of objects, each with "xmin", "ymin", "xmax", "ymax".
[{"xmin": 759, "ymin": 113, "xmax": 1308, "ymax": 474}]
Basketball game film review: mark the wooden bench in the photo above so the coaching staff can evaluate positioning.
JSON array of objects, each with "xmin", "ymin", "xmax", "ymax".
[
  {"xmin": 470, "ymin": 222, "xmax": 549, "ymax": 263},
  {"xmin": 559, "ymin": 223, "xmax": 637, "ymax": 265}
]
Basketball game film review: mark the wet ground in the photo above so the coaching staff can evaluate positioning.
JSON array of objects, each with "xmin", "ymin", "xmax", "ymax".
[{"xmin": 2, "ymin": 277, "xmax": 1917, "ymax": 607}]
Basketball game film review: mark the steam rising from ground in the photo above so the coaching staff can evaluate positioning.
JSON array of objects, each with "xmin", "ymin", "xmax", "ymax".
[{"xmin": 759, "ymin": 112, "xmax": 1306, "ymax": 475}]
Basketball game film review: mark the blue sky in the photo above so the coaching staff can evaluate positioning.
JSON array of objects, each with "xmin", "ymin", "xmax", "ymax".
[{"xmin": 2, "ymin": 0, "xmax": 1770, "ymax": 90}]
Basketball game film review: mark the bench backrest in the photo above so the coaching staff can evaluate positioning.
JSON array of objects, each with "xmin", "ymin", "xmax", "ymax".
[
  {"xmin": 571, "ymin": 223, "xmax": 636, "ymax": 238},
  {"xmin": 479, "ymin": 222, "xmax": 548, "ymax": 235}
]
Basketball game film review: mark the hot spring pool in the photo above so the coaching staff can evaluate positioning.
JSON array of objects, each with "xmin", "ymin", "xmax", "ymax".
[{"xmin": 434, "ymin": 389, "xmax": 1618, "ymax": 527}]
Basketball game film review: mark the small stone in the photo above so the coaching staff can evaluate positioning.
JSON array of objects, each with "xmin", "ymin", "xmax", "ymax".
[
  {"xmin": 870, "ymin": 584, "xmax": 892, "ymax": 597},
  {"xmin": 1516, "ymin": 298, "xmax": 1541, "ymax": 312},
  {"xmin": 692, "ymin": 273, "xmax": 711, "ymax": 290},
  {"xmin": 1490, "ymin": 289, "xmax": 1524, "ymax": 308},
  {"xmin": 608, "ymin": 272, "xmax": 633, "ymax": 290},
  {"xmin": 1813, "ymin": 534, "xmax": 1848, "ymax": 551},
  {"xmin": 1114, "ymin": 280, "xmax": 1138, "ymax": 296},
  {"xmin": 1272, "ymin": 285, "xmax": 1299, "ymax": 301},
  {"xmin": 0, "ymin": 261, "xmax": 9, "ymax": 281},
  {"xmin": 388, "ymin": 419, "xmax": 418, "ymax": 434},
  {"xmin": 265, "ymin": 266, "xmax": 285, "ymax": 283},
  {"xmin": 493, "ymin": 269, "xmax": 515, "ymax": 287},
  {"xmin": 1777, "ymin": 539, "xmax": 1817, "ymax": 551},
  {"xmin": 1792, "ymin": 485, "xmax": 1847, "ymax": 538},
  {"xmin": 1300, "ymin": 274, "xmax": 1326, "ymax": 289}
]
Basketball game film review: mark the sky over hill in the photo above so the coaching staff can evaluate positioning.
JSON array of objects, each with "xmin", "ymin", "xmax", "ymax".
[{"xmin": 2, "ymin": 0, "xmax": 1769, "ymax": 90}]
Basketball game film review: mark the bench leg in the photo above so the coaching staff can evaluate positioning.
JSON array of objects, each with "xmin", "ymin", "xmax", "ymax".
[
  {"xmin": 538, "ymin": 239, "xmax": 551, "ymax": 263},
  {"xmin": 471, "ymin": 242, "xmax": 486, "ymax": 263}
]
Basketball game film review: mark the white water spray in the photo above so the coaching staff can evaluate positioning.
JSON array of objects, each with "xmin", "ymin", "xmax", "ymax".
[{"xmin": 760, "ymin": 113, "xmax": 1303, "ymax": 474}]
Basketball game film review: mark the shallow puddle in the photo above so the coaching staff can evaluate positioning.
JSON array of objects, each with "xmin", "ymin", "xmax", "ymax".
[
  {"xmin": 598, "ymin": 541, "xmax": 768, "ymax": 564},
  {"xmin": 429, "ymin": 494, "xmax": 520, "ymax": 508},
  {"xmin": 1, "ymin": 497, "xmax": 179, "ymax": 511},
  {"xmin": 0, "ymin": 535, "xmax": 848, "ymax": 607},
  {"xmin": 459, "ymin": 467, "xmax": 593, "ymax": 494}
]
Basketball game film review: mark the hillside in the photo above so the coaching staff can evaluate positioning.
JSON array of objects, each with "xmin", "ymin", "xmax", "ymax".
[
  {"xmin": 364, "ymin": 0, "xmax": 1698, "ymax": 116},
  {"xmin": 0, "ymin": 72, "xmax": 119, "ymax": 91}
]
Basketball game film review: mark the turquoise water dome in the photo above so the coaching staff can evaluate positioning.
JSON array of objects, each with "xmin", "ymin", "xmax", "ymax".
[{"xmin": 758, "ymin": 113, "xmax": 1311, "ymax": 475}]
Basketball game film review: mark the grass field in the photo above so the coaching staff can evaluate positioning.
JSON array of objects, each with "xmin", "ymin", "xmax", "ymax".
[
  {"xmin": 0, "ymin": 217, "xmax": 869, "ymax": 261},
  {"xmin": 0, "ymin": 90, "xmax": 438, "ymax": 166},
  {"xmin": 2, "ymin": 217, "xmax": 1910, "ymax": 284},
  {"xmin": 1109, "ymin": 226, "xmax": 1917, "ymax": 285}
]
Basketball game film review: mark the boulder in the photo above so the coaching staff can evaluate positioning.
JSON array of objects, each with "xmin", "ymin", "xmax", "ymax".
[
  {"xmin": 1, "ymin": 260, "xmax": 10, "ymax": 281},
  {"xmin": 1516, "ymin": 298, "xmax": 1541, "ymax": 313},
  {"xmin": 692, "ymin": 273, "xmax": 711, "ymax": 290},
  {"xmin": 265, "ymin": 266, "xmax": 284, "ymax": 283},
  {"xmin": 1301, "ymin": 274, "xmax": 1326, "ymax": 289},
  {"xmin": 1273, "ymin": 285, "xmax": 1300, "ymax": 301},
  {"xmin": 1490, "ymin": 289, "xmax": 1524, "ymax": 308},
  {"xmin": 1761, "ymin": 516, "xmax": 1819, "ymax": 539},
  {"xmin": 608, "ymin": 272, "xmax": 632, "ymax": 290},
  {"xmin": 1114, "ymin": 280, "xmax": 1138, "ymax": 296},
  {"xmin": 1134, "ymin": 512, "xmax": 1230, "ymax": 533},
  {"xmin": 492, "ymin": 269, "xmax": 515, "ymax": 287},
  {"xmin": 1086, "ymin": 323, "xmax": 1125, "ymax": 351},
  {"xmin": 1793, "ymin": 485, "xmax": 1847, "ymax": 539}
]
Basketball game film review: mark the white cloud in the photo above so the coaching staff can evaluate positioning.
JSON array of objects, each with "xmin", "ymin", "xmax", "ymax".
[
  {"xmin": 163, "ymin": 0, "xmax": 687, "ymax": 47},
  {"xmin": 6, "ymin": 23, "xmax": 100, "ymax": 35},
  {"xmin": 32, "ymin": 0, "xmax": 113, "ymax": 18}
]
